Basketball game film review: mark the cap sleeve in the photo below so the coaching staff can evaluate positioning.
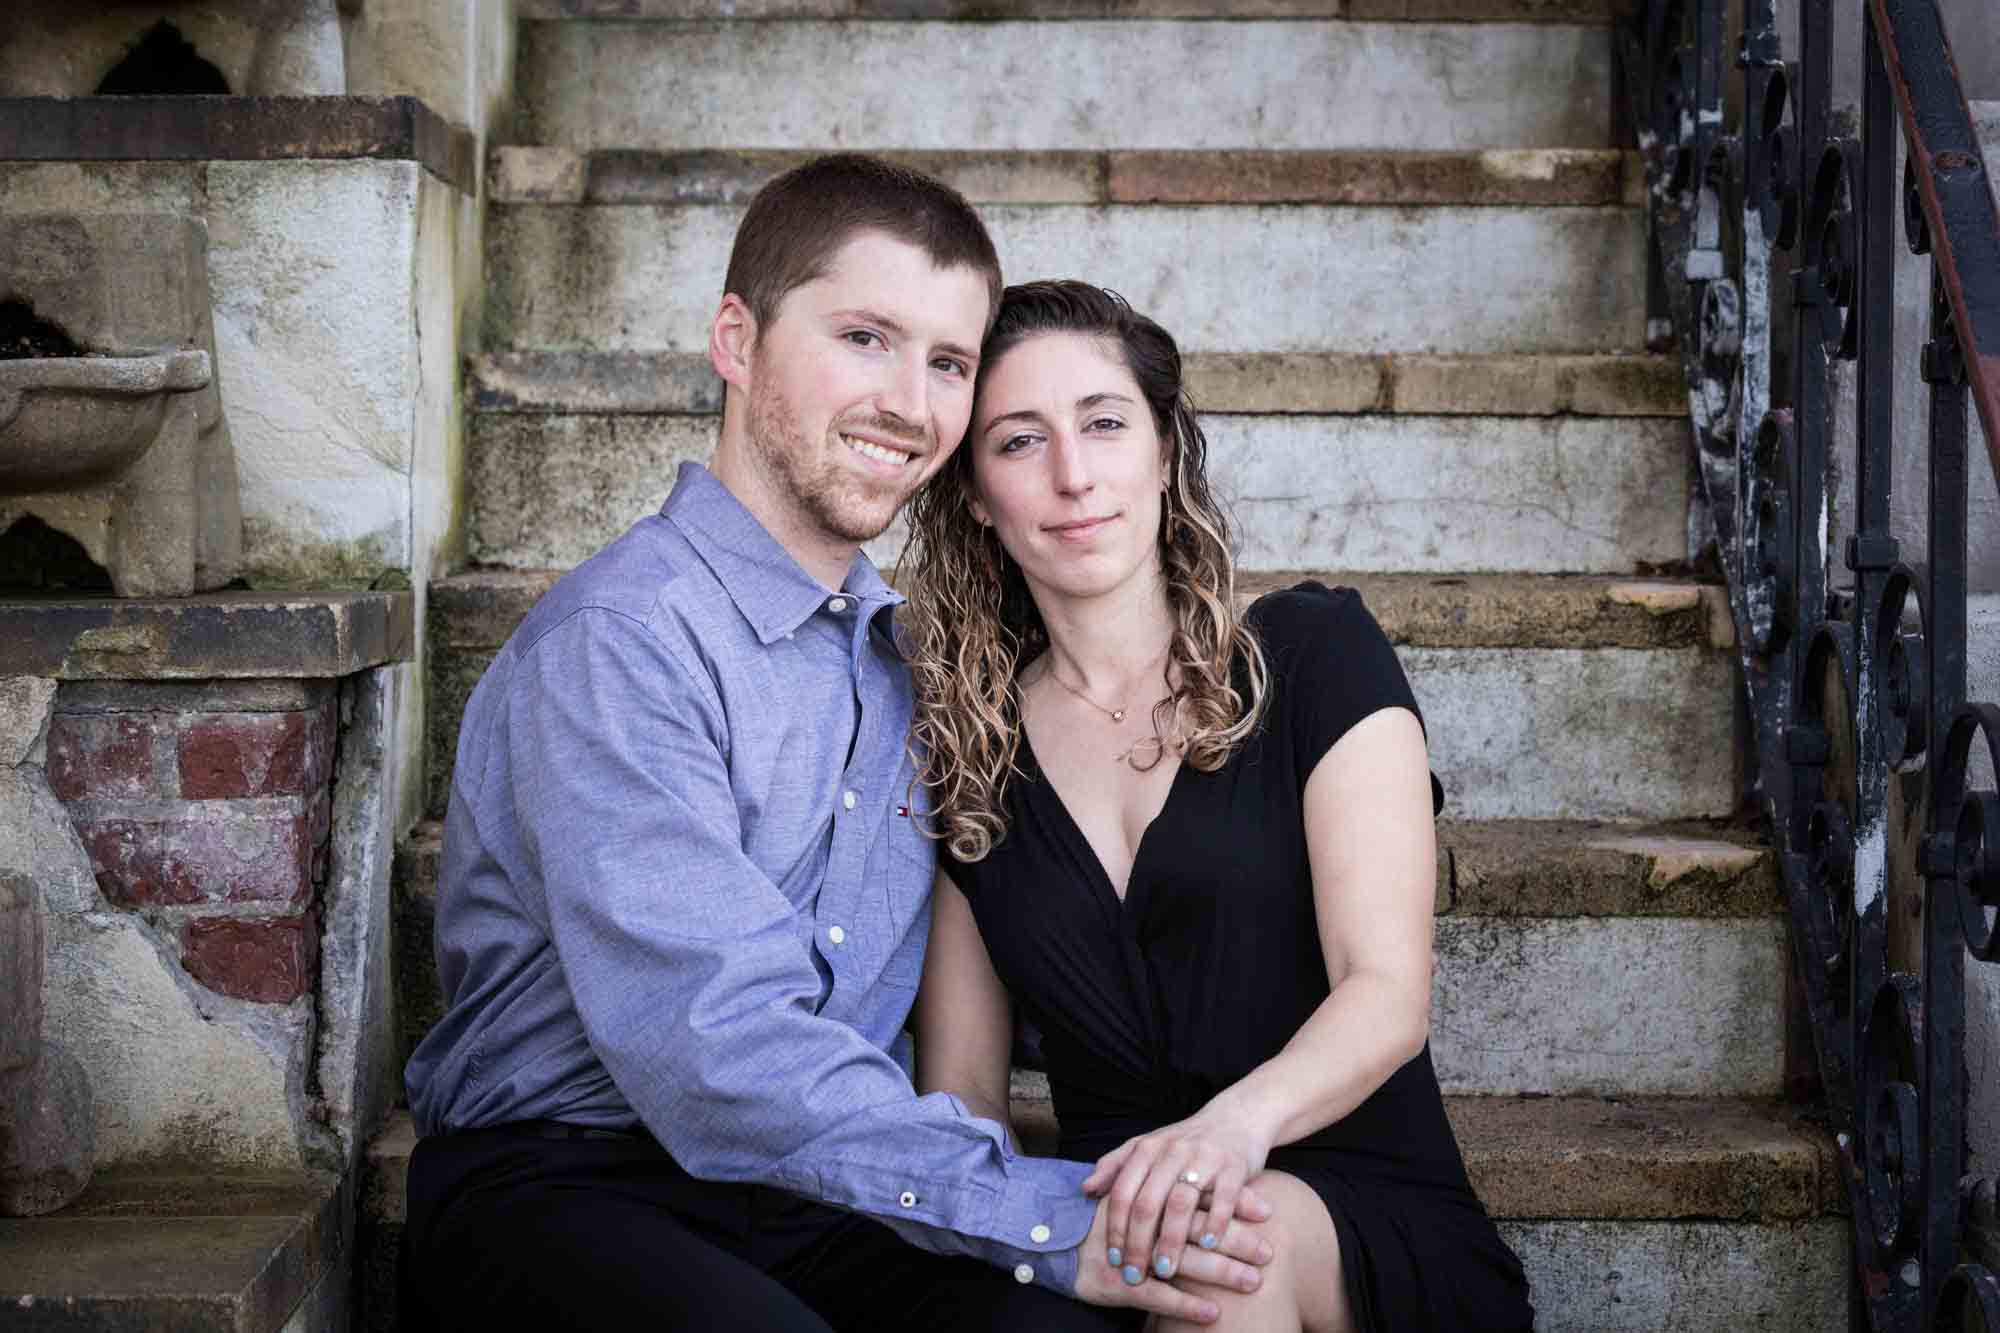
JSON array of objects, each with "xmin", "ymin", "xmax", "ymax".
[{"xmin": 1252, "ymin": 582, "xmax": 1445, "ymax": 815}]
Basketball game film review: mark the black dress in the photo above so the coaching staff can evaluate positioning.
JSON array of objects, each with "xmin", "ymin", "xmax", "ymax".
[{"xmin": 942, "ymin": 583, "xmax": 1535, "ymax": 1331}]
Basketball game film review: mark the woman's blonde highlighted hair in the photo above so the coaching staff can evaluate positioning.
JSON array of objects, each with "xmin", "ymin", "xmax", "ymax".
[{"xmin": 898, "ymin": 281, "xmax": 1268, "ymax": 863}]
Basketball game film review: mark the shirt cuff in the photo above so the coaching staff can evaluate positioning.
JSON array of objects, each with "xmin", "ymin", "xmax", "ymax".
[{"xmin": 993, "ymin": 1158, "xmax": 1097, "ymax": 1294}]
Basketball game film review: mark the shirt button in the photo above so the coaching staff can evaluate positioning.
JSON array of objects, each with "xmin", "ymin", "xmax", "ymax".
[
  {"xmin": 828, "ymin": 597, "xmax": 848, "ymax": 613},
  {"xmin": 1013, "ymin": 1263, "xmax": 1034, "ymax": 1285},
  {"xmin": 842, "ymin": 790, "xmax": 857, "ymax": 810},
  {"xmin": 899, "ymin": 1190, "xmax": 918, "ymax": 1208},
  {"xmin": 827, "ymin": 925, "xmax": 846, "ymax": 946},
  {"xmin": 1030, "ymin": 1224, "xmax": 1051, "ymax": 1244}
]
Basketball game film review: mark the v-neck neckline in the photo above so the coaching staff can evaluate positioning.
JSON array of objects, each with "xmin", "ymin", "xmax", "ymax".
[{"xmin": 1018, "ymin": 725, "xmax": 1190, "ymax": 915}]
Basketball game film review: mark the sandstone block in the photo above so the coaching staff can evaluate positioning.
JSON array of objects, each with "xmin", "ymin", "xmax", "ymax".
[
  {"xmin": 180, "ymin": 914, "xmax": 319, "ymax": 1003},
  {"xmin": 0, "ymin": 1040, "xmax": 94, "ymax": 1217},
  {"xmin": 0, "ymin": 677, "xmax": 56, "ymax": 766}
]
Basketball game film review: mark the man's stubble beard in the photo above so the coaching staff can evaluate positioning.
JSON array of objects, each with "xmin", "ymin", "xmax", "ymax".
[{"xmin": 746, "ymin": 372, "xmax": 926, "ymax": 546}]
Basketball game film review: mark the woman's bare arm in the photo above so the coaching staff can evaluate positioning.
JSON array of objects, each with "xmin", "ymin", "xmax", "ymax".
[{"xmin": 913, "ymin": 869, "xmax": 1017, "ymax": 1143}]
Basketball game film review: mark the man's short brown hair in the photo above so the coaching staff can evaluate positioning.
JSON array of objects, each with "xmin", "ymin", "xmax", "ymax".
[{"xmin": 723, "ymin": 154, "xmax": 1003, "ymax": 336}]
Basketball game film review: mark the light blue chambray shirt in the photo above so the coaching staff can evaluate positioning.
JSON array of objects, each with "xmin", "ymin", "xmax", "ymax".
[{"xmin": 405, "ymin": 462, "xmax": 1094, "ymax": 1290}]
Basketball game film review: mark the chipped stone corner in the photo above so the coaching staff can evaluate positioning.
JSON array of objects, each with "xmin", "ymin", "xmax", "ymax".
[{"xmin": 312, "ymin": 665, "xmax": 404, "ymax": 1170}]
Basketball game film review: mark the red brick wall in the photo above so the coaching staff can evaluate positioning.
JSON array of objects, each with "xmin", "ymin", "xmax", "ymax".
[{"xmin": 48, "ymin": 681, "xmax": 338, "ymax": 1004}]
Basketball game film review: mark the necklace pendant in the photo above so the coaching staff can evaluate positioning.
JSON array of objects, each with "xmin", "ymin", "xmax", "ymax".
[{"xmin": 1110, "ymin": 709, "xmax": 1125, "ymax": 723}]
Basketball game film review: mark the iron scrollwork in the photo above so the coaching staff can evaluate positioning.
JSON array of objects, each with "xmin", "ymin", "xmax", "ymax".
[{"xmin": 1619, "ymin": 0, "xmax": 2000, "ymax": 1326}]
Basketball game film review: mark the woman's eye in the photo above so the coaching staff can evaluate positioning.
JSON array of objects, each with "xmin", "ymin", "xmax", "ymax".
[
  {"xmin": 998, "ymin": 433, "xmax": 1040, "ymax": 454},
  {"xmin": 1086, "ymin": 416, "xmax": 1125, "ymax": 432}
]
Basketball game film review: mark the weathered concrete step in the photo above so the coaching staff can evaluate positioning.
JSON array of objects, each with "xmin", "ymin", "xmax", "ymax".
[
  {"xmin": 491, "ymin": 146, "xmax": 1644, "ymax": 207},
  {"xmin": 395, "ymin": 818, "xmax": 1773, "ymax": 1093},
  {"xmin": 391, "ymin": 815, "xmax": 1779, "ymax": 1070},
  {"xmin": 520, "ymin": 0, "xmax": 1629, "ymax": 21},
  {"xmin": 515, "ymin": 21, "xmax": 1613, "ymax": 151},
  {"xmin": 470, "ymin": 349, "xmax": 1684, "ymax": 418},
  {"xmin": 487, "ymin": 202, "xmax": 1646, "ymax": 356},
  {"xmin": 361, "ymin": 1097, "xmax": 1843, "ymax": 1329},
  {"xmin": 0, "ymin": 1167, "xmax": 346, "ymax": 1332},
  {"xmin": 422, "ymin": 568, "xmax": 1736, "ymax": 821},
  {"xmin": 467, "ymin": 414, "xmax": 1687, "ymax": 573},
  {"xmin": 428, "ymin": 570, "xmax": 1731, "ymax": 652}
]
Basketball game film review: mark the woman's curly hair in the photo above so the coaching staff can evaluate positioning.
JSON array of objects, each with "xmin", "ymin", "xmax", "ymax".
[{"xmin": 897, "ymin": 280, "xmax": 1268, "ymax": 863}]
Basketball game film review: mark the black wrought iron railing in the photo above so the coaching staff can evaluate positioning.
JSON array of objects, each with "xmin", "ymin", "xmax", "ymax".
[{"xmin": 1619, "ymin": 0, "xmax": 2000, "ymax": 1326}]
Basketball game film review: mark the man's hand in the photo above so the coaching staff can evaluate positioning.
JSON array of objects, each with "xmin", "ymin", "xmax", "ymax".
[{"xmin": 1071, "ymin": 1193, "xmax": 1272, "ymax": 1323}]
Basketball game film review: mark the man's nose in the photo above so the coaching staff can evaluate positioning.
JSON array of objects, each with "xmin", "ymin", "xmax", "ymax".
[{"xmin": 876, "ymin": 351, "xmax": 930, "ymax": 426}]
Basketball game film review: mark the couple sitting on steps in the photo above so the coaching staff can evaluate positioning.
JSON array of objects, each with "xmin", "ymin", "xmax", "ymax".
[{"xmin": 400, "ymin": 153, "xmax": 1535, "ymax": 1333}]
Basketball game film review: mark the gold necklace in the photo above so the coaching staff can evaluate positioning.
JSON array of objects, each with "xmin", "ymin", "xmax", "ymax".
[
  {"xmin": 1040, "ymin": 650, "xmax": 1180, "ymax": 766},
  {"xmin": 1041, "ymin": 646, "xmax": 1169, "ymax": 725}
]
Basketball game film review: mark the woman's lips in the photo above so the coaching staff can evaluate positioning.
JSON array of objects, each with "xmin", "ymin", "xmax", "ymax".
[{"xmin": 1046, "ymin": 514, "xmax": 1118, "ymax": 541}]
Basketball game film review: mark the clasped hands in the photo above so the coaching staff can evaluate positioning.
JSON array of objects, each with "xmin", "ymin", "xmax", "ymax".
[{"xmin": 1072, "ymin": 1106, "xmax": 1275, "ymax": 1324}]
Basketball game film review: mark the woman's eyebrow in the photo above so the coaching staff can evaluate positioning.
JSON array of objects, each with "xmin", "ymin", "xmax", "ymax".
[
  {"xmin": 1077, "ymin": 392, "xmax": 1137, "ymax": 411},
  {"xmin": 980, "ymin": 408, "xmax": 1047, "ymax": 435}
]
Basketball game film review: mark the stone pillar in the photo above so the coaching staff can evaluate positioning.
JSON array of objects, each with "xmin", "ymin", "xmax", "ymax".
[{"xmin": 0, "ymin": 676, "xmax": 94, "ymax": 1216}]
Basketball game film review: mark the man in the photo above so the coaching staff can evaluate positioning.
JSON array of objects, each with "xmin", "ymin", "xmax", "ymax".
[{"xmin": 401, "ymin": 155, "xmax": 1268, "ymax": 1330}]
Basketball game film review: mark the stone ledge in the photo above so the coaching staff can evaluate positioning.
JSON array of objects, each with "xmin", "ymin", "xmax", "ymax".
[
  {"xmin": 469, "ymin": 350, "xmax": 1683, "ymax": 418},
  {"xmin": 429, "ymin": 570, "xmax": 1727, "ymax": 651},
  {"xmin": 0, "ymin": 1166, "xmax": 344, "ymax": 1333},
  {"xmin": 0, "ymin": 590, "xmax": 414, "ymax": 680},
  {"xmin": 519, "ymin": 0, "xmax": 1625, "ymax": 18},
  {"xmin": 1438, "ymin": 820, "xmax": 1779, "ymax": 918},
  {"xmin": 0, "ymin": 96, "xmax": 476, "ymax": 194},
  {"xmin": 489, "ymin": 146, "xmax": 1642, "ymax": 207},
  {"xmin": 362, "ymin": 1095, "xmax": 1837, "ymax": 1229}
]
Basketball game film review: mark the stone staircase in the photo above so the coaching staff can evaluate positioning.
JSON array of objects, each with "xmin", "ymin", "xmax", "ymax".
[{"xmin": 361, "ymin": 0, "xmax": 1854, "ymax": 1327}]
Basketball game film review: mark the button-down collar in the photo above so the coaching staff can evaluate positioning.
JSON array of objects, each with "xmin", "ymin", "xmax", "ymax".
[{"xmin": 660, "ymin": 462, "xmax": 901, "ymax": 647}]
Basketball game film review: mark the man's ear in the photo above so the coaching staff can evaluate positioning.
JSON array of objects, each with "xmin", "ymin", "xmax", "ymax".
[{"xmin": 710, "ymin": 294, "xmax": 757, "ymax": 391}]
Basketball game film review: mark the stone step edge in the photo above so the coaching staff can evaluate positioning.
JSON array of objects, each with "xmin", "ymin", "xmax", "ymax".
[
  {"xmin": 361, "ymin": 1094, "xmax": 1838, "ymax": 1229},
  {"xmin": 518, "ymin": 0, "xmax": 1630, "ymax": 23},
  {"xmin": 490, "ymin": 147, "xmax": 1644, "ymax": 208},
  {"xmin": 1, "ymin": 1166, "xmax": 345, "ymax": 1332},
  {"xmin": 395, "ymin": 814, "xmax": 1777, "ymax": 922},
  {"xmin": 425, "ymin": 569, "xmax": 1733, "ymax": 653},
  {"xmin": 469, "ymin": 350, "xmax": 1685, "ymax": 419}
]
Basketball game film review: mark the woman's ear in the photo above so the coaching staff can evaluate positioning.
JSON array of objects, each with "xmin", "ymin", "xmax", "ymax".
[{"xmin": 709, "ymin": 294, "xmax": 757, "ymax": 391}]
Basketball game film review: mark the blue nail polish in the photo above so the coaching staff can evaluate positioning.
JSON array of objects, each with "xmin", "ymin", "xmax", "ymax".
[
  {"xmin": 1154, "ymin": 1255, "xmax": 1175, "ymax": 1279},
  {"xmin": 1121, "ymin": 1265, "xmax": 1145, "ymax": 1287},
  {"xmin": 1106, "ymin": 1247, "xmax": 1122, "ymax": 1268},
  {"xmin": 1199, "ymin": 1233, "xmax": 1218, "ymax": 1250}
]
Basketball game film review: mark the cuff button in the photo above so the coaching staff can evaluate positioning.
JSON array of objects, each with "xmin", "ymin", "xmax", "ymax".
[
  {"xmin": 1013, "ymin": 1264, "xmax": 1035, "ymax": 1284},
  {"xmin": 898, "ymin": 1190, "xmax": 918, "ymax": 1209},
  {"xmin": 1030, "ymin": 1224, "xmax": 1051, "ymax": 1244}
]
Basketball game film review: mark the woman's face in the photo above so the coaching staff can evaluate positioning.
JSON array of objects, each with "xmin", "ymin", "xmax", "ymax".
[{"xmin": 965, "ymin": 331, "xmax": 1169, "ymax": 604}]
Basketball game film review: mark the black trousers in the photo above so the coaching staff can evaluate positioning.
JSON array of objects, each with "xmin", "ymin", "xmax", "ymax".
[{"xmin": 401, "ymin": 1124, "xmax": 1138, "ymax": 1332}]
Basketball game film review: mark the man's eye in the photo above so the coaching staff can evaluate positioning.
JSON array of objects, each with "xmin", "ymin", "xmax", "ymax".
[
  {"xmin": 932, "ymin": 357, "xmax": 968, "ymax": 377},
  {"xmin": 844, "ymin": 330, "xmax": 883, "ymax": 348}
]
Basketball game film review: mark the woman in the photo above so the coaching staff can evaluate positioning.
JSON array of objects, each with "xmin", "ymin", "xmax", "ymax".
[{"xmin": 897, "ymin": 281, "xmax": 1533, "ymax": 1332}]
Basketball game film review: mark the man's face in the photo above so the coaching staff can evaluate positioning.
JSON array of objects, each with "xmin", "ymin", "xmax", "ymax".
[{"xmin": 743, "ymin": 230, "xmax": 992, "ymax": 551}]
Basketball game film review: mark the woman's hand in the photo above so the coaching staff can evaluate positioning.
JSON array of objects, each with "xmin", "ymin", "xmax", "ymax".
[
  {"xmin": 1072, "ymin": 1192, "xmax": 1273, "ymax": 1323},
  {"xmin": 1081, "ymin": 1099, "xmax": 1275, "ymax": 1285}
]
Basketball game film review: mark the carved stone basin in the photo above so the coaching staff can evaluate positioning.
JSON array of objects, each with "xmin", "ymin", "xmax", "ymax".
[{"xmin": 0, "ymin": 350, "xmax": 211, "ymax": 494}]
